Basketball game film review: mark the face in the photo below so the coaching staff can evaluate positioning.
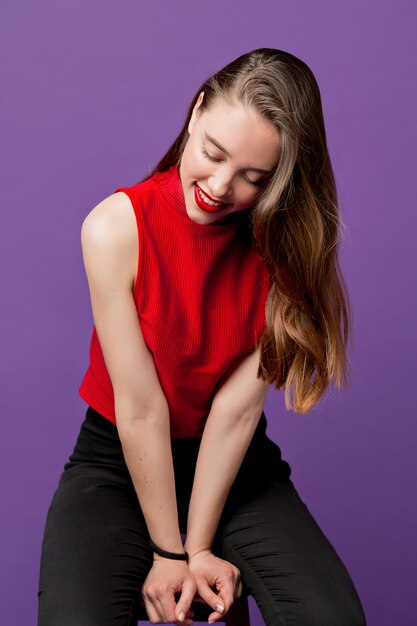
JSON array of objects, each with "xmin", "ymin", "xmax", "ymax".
[{"xmin": 178, "ymin": 92, "xmax": 281, "ymax": 225}]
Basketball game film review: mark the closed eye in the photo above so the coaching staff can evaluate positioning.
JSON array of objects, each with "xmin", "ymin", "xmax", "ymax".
[{"xmin": 201, "ymin": 145, "xmax": 265, "ymax": 187}]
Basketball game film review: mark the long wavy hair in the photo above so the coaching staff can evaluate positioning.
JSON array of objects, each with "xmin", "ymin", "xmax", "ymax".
[{"xmin": 137, "ymin": 47, "xmax": 353, "ymax": 414}]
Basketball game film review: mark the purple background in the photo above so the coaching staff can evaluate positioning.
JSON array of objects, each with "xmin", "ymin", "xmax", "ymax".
[{"xmin": 1, "ymin": 1, "xmax": 416, "ymax": 624}]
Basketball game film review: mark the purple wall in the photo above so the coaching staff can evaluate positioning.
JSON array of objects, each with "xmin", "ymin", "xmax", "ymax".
[{"xmin": 1, "ymin": 1, "xmax": 416, "ymax": 624}]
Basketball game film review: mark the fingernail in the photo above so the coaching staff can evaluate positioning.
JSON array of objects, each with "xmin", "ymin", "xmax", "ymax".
[
  {"xmin": 215, "ymin": 604, "xmax": 224, "ymax": 612},
  {"xmin": 179, "ymin": 611, "xmax": 185, "ymax": 621}
]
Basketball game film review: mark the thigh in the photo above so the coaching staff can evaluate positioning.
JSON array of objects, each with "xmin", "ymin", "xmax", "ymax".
[
  {"xmin": 212, "ymin": 435, "xmax": 367, "ymax": 626},
  {"xmin": 37, "ymin": 410, "xmax": 153, "ymax": 626}
]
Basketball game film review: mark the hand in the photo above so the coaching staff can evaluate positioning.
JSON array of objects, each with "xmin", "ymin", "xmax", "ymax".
[
  {"xmin": 140, "ymin": 557, "xmax": 197, "ymax": 624},
  {"xmin": 186, "ymin": 549, "xmax": 243, "ymax": 624}
]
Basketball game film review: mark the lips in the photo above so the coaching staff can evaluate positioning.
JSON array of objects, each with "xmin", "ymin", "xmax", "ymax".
[{"xmin": 194, "ymin": 183, "xmax": 231, "ymax": 213}]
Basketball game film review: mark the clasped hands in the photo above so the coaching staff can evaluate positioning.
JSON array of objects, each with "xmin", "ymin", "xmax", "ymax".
[{"xmin": 140, "ymin": 548, "xmax": 243, "ymax": 625}]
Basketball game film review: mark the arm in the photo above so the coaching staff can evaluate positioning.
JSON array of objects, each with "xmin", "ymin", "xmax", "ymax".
[
  {"xmin": 81, "ymin": 193, "xmax": 184, "ymax": 557},
  {"xmin": 184, "ymin": 346, "xmax": 270, "ymax": 557}
]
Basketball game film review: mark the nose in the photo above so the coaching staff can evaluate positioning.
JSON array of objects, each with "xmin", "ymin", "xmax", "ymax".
[{"xmin": 208, "ymin": 172, "xmax": 233, "ymax": 201}]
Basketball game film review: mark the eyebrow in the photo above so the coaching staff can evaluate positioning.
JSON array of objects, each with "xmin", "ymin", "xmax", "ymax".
[{"xmin": 204, "ymin": 131, "xmax": 274, "ymax": 174}]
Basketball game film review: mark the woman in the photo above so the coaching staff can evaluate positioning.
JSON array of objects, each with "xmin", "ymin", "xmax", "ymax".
[{"xmin": 37, "ymin": 48, "xmax": 367, "ymax": 625}]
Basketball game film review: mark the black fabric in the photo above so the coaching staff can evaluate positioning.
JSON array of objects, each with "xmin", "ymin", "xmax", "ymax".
[{"xmin": 37, "ymin": 407, "xmax": 366, "ymax": 625}]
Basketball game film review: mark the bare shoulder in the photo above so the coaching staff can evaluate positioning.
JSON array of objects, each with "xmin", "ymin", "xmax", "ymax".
[
  {"xmin": 82, "ymin": 191, "xmax": 136, "ymax": 241},
  {"xmin": 81, "ymin": 191, "xmax": 138, "ymax": 291}
]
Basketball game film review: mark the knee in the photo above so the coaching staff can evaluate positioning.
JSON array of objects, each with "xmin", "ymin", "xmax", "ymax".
[
  {"xmin": 262, "ymin": 588, "xmax": 366, "ymax": 626},
  {"xmin": 310, "ymin": 606, "xmax": 366, "ymax": 626},
  {"xmin": 292, "ymin": 593, "xmax": 367, "ymax": 626},
  {"xmin": 37, "ymin": 588, "xmax": 137, "ymax": 626}
]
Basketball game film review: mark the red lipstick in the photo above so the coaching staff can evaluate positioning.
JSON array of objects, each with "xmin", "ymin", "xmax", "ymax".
[{"xmin": 194, "ymin": 183, "xmax": 231, "ymax": 213}]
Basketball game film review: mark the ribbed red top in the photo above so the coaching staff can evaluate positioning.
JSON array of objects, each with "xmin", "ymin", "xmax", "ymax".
[{"xmin": 79, "ymin": 165, "xmax": 271, "ymax": 438}]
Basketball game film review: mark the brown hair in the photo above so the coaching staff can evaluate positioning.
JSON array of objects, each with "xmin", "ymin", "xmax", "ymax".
[{"xmin": 139, "ymin": 47, "xmax": 353, "ymax": 414}]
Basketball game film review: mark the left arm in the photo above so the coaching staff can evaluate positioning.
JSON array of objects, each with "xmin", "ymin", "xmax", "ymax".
[{"xmin": 184, "ymin": 346, "xmax": 269, "ymax": 558}]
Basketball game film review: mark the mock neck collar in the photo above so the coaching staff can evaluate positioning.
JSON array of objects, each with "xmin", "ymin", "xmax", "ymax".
[{"xmin": 151, "ymin": 165, "xmax": 251, "ymax": 232}]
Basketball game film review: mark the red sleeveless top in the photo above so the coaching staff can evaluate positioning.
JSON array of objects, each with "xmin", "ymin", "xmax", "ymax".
[{"xmin": 79, "ymin": 165, "xmax": 271, "ymax": 438}]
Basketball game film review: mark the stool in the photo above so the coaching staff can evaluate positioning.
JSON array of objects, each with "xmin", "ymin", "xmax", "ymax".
[{"xmin": 136, "ymin": 592, "xmax": 251, "ymax": 625}]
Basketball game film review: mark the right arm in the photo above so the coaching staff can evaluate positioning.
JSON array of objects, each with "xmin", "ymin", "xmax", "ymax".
[
  {"xmin": 81, "ymin": 193, "xmax": 197, "ymax": 624},
  {"xmin": 80, "ymin": 192, "xmax": 184, "ymax": 557}
]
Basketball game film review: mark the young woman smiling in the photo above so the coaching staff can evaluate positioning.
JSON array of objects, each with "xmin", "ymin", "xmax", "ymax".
[{"xmin": 37, "ymin": 48, "xmax": 367, "ymax": 626}]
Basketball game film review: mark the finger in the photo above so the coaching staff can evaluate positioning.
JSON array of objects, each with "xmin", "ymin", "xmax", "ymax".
[
  {"xmin": 208, "ymin": 585, "xmax": 243, "ymax": 623},
  {"xmin": 221, "ymin": 568, "xmax": 243, "ymax": 607},
  {"xmin": 214, "ymin": 577, "xmax": 235, "ymax": 612},
  {"xmin": 194, "ymin": 579, "xmax": 225, "ymax": 615},
  {"xmin": 216, "ymin": 583, "xmax": 235, "ymax": 613},
  {"xmin": 207, "ymin": 576, "xmax": 239, "ymax": 623},
  {"xmin": 207, "ymin": 606, "xmax": 227, "ymax": 622},
  {"xmin": 157, "ymin": 593, "xmax": 175, "ymax": 624},
  {"xmin": 142, "ymin": 597, "xmax": 162, "ymax": 625},
  {"xmin": 175, "ymin": 579, "xmax": 197, "ymax": 623},
  {"xmin": 175, "ymin": 612, "xmax": 195, "ymax": 626},
  {"xmin": 176, "ymin": 619, "xmax": 194, "ymax": 626}
]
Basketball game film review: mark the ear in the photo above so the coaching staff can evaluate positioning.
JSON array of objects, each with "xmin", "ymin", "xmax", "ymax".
[{"xmin": 188, "ymin": 91, "xmax": 205, "ymax": 134}]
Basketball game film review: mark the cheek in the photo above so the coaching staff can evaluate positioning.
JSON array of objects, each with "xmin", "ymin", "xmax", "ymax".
[
  {"xmin": 183, "ymin": 142, "xmax": 204, "ymax": 173},
  {"xmin": 193, "ymin": 145, "xmax": 207, "ymax": 168},
  {"xmin": 238, "ymin": 189, "xmax": 263, "ymax": 212},
  {"xmin": 237, "ymin": 188, "xmax": 260, "ymax": 207}
]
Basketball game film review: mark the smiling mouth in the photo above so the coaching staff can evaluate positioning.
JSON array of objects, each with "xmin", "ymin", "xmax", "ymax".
[{"xmin": 194, "ymin": 183, "xmax": 231, "ymax": 213}]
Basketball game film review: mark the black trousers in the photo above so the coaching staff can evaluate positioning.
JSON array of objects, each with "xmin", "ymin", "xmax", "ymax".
[{"xmin": 37, "ymin": 407, "xmax": 367, "ymax": 626}]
